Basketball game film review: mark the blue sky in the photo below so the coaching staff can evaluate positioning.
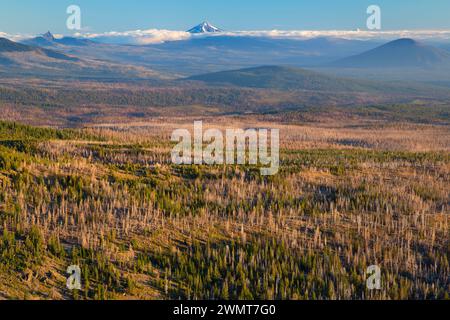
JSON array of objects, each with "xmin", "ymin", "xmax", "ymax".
[{"xmin": 1, "ymin": 0, "xmax": 450, "ymax": 35}]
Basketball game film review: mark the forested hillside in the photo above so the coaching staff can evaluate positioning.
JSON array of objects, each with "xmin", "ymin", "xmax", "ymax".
[{"xmin": 1, "ymin": 119, "xmax": 448, "ymax": 300}]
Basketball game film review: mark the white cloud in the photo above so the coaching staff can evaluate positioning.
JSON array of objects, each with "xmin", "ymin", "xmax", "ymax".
[
  {"xmin": 0, "ymin": 32, "xmax": 30, "ymax": 42},
  {"xmin": 0, "ymin": 32, "xmax": 64, "ymax": 41},
  {"xmin": 75, "ymin": 29, "xmax": 191, "ymax": 45},
  {"xmin": 3, "ymin": 29, "xmax": 450, "ymax": 45},
  {"xmin": 216, "ymin": 29, "xmax": 450, "ymax": 41},
  {"xmin": 75, "ymin": 29, "xmax": 450, "ymax": 44}
]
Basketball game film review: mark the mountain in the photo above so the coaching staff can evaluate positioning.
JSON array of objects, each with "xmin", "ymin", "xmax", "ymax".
[
  {"xmin": 42, "ymin": 31, "xmax": 55, "ymax": 41},
  {"xmin": 23, "ymin": 31, "xmax": 96, "ymax": 47},
  {"xmin": 21, "ymin": 31, "xmax": 379, "ymax": 75},
  {"xmin": 187, "ymin": 21, "xmax": 222, "ymax": 33},
  {"xmin": 0, "ymin": 37, "xmax": 78, "ymax": 60},
  {"xmin": 56, "ymin": 37, "xmax": 95, "ymax": 46},
  {"xmin": 331, "ymin": 38, "xmax": 450, "ymax": 68},
  {"xmin": 186, "ymin": 65, "xmax": 390, "ymax": 92},
  {"xmin": 22, "ymin": 31, "xmax": 57, "ymax": 47},
  {"xmin": 185, "ymin": 65, "xmax": 450, "ymax": 97},
  {"xmin": 0, "ymin": 38, "xmax": 35, "ymax": 53},
  {"xmin": 156, "ymin": 35, "xmax": 377, "ymax": 53},
  {"xmin": 0, "ymin": 37, "xmax": 162, "ymax": 79},
  {"xmin": 137, "ymin": 36, "xmax": 379, "ymax": 74}
]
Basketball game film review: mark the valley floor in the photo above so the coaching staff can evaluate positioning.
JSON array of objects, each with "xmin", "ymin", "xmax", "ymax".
[{"xmin": 0, "ymin": 115, "xmax": 449, "ymax": 300}]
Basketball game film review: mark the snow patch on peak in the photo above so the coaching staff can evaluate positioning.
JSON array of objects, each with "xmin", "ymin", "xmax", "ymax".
[{"xmin": 187, "ymin": 21, "xmax": 222, "ymax": 34}]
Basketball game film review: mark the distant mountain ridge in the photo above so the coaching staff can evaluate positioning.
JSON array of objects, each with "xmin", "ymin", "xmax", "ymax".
[
  {"xmin": 5, "ymin": 32, "xmax": 450, "ymax": 84},
  {"xmin": 186, "ymin": 65, "xmax": 386, "ymax": 92},
  {"xmin": 23, "ymin": 31, "xmax": 96, "ymax": 47},
  {"xmin": 331, "ymin": 38, "xmax": 450, "ymax": 68},
  {"xmin": 18, "ymin": 31, "xmax": 380, "ymax": 75},
  {"xmin": 0, "ymin": 37, "xmax": 78, "ymax": 60},
  {"xmin": 185, "ymin": 65, "xmax": 450, "ymax": 97},
  {"xmin": 0, "ymin": 37, "xmax": 162, "ymax": 79},
  {"xmin": 0, "ymin": 38, "xmax": 35, "ymax": 53}
]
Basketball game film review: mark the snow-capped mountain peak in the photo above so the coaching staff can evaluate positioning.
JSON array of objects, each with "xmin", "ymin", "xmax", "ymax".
[{"xmin": 187, "ymin": 21, "xmax": 222, "ymax": 34}]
